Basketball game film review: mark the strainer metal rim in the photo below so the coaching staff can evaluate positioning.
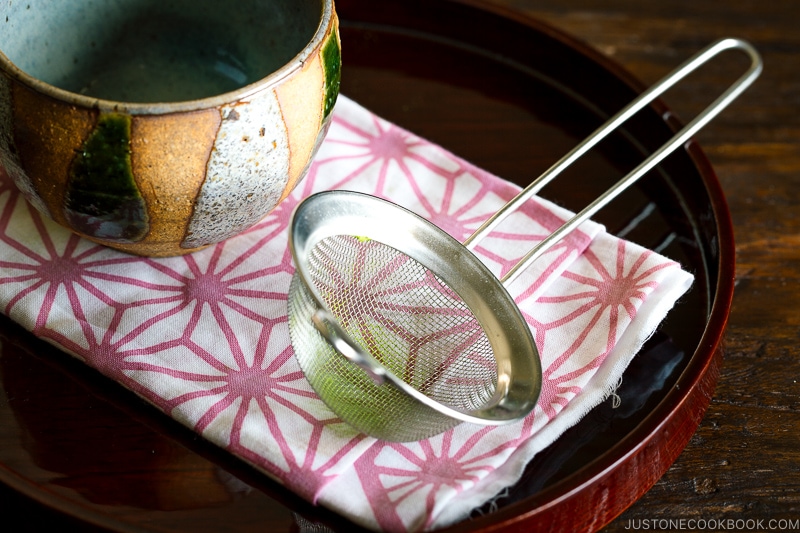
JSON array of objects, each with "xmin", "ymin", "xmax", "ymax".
[{"xmin": 288, "ymin": 190, "xmax": 543, "ymax": 426}]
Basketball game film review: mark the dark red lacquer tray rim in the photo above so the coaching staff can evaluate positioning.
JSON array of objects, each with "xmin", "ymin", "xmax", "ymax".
[{"xmin": 0, "ymin": 1, "xmax": 735, "ymax": 531}]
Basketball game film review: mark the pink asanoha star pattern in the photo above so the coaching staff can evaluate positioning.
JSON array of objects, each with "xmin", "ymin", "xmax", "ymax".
[{"xmin": 0, "ymin": 96, "xmax": 692, "ymax": 532}]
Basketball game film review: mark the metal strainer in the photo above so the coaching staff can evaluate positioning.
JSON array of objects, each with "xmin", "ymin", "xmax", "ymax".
[{"xmin": 287, "ymin": 38, "xmax": 761, "ymax": 442}]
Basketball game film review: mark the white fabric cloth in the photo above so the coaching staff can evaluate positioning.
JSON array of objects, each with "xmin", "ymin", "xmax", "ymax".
[{"xmin": 0, "ymin": 96, "xmax": 692, "ymax": 531}]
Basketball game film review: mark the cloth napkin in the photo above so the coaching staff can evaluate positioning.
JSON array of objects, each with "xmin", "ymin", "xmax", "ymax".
[{"xmin": 0, "ymin": 95, "xmax": 693, "ymax": 532}]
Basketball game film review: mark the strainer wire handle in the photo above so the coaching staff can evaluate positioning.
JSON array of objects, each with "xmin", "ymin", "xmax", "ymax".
[{"xmin": 462, "ymin": 37, "xmax": 762, "ymax": 286}]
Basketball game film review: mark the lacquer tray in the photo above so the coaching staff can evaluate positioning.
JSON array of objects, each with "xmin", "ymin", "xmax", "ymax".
[{"xmin": 0, "ymin": 0, "xmax": 733, "ymax": 531}]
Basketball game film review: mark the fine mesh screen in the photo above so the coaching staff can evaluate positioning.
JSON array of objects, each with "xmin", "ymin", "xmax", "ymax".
[{"xmin": 306, "ymin": 235, "xmax": 498, "ymax": 410}]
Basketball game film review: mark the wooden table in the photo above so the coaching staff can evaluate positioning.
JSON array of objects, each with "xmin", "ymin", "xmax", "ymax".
[{"xmin": 2, "ymin": 0, "xmax": 798, "ymax": 531}]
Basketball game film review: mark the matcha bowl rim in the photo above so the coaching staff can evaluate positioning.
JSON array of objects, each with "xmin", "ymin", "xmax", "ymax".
[{"xmin": 0, "ymin": 0, "xmax": 336, "ymax": 115}]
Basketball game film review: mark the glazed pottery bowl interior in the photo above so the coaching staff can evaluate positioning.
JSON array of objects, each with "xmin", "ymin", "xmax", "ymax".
[{"xmin": 0, "ymin": 0, "xmax": 323, "ymax": 103}]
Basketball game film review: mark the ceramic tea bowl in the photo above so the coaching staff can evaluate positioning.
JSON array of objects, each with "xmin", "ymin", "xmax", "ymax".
[{"xmin": 0, "ymin": 0, "xmax": 340, "ymax": 256}]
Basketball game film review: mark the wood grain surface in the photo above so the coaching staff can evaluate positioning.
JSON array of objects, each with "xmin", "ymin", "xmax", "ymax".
[
  {"xmin": 487, "ymin": 0, "xmax": 800, "ymax": 530},
  {"xmin": 1, "ymin": 0, "xmax": 798, "ymax": 531}
]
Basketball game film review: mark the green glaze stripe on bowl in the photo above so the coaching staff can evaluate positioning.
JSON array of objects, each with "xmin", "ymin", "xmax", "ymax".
[
  {"xmin": 322, "ymin": 29, "xmax": 341, "ymax": 119},
  {"xmin": 65, "ymin": 113, "xmax": 149, "ymax": 242}
]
